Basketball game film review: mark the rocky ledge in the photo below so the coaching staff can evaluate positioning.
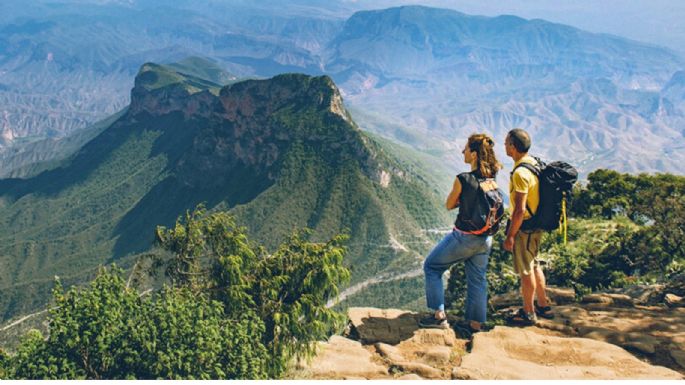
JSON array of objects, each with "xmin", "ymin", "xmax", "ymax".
[{"xmin": 293, "ymin": 285, "xmax": 685, "ymax": 380}]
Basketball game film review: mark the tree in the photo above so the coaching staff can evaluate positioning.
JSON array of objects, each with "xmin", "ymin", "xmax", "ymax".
[
  {"xmin": 571, "ymin": 170, "xmax": 685, "ymax": 281},
  {"xmin": 156, "ymin": 205, "xmax": 351, "ymax": 377},
  {"xmin": 6, "ymin": 267, "xmax": 267, "ymax": 379}
]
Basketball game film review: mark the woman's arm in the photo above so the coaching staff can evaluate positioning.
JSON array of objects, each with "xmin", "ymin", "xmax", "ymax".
[{"xmin": 445, "ymin": 176, "xmax": 462, "ymax": 210}]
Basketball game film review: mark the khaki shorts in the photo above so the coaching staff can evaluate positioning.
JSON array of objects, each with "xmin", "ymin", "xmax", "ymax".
[{"xmin": 513, "ymin": 230, "xmax": 544, "ymax": 275}]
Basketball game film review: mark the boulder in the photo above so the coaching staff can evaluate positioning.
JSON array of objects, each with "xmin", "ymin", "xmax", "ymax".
[
  {"xmin": 581, "ymin": 293, "xmax": 634, "ymax": 307},
  {"xmin": 375, "ymin": 342, "xmax": 404, "ymax": 364},
  {"xmin": 547, "ymin": 286, "xmax": 577, "ymax": 304},
  {"xmin": 457, "ymin": 326, "xmax": 682, "ymax": 380},
  {"xmin": 347, "ymin": 307, "xmax": 420, "ymax": 344},
  {"xmin": 296, "ymin": 335, "xmax": 389, "ymax": 379},
  {"xmin": 612, "ymin": 284, "xmax": 665, "ymax": 305}
]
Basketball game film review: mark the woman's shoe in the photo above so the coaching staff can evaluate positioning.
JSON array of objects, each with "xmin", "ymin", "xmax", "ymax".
[{"xmin": 419, "ymin": 314, "xmax": 449, "ymax": 329}]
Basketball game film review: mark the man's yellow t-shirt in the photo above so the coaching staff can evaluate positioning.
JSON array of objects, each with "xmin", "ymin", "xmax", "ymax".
[{"xmin": 509, "ymin": 155, "xmax": 540, "ymax": 220}]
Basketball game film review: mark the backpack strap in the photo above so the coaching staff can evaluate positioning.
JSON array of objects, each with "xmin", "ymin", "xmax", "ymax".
[{"xmin": 511, "ymin": 161, "xmax": 540, "ymax": 217}]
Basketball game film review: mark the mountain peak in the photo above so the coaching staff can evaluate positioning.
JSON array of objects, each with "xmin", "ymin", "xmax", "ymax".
[
  {"xmin": 134, "ymin": 62, "xmax": 221, "ymax": 93},
  {"xmin": 219, "ymin": 73, "xmax": 351, "ymax": 124},
  {"xmin": 126, "ymin": 63, "xmax": 371, "ymax": 189}
]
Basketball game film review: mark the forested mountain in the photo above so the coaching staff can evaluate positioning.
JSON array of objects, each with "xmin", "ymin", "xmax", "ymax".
[{"xmin": 0, "ymin": 62, "xmax": 449, "ymax": 321}]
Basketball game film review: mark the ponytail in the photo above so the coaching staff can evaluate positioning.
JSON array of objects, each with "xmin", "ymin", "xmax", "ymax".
[{"xmin": 467, "ymin": 133, "xmax": 502, "ymax": 178}]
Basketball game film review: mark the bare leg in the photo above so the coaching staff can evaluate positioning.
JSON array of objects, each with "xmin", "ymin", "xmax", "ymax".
[
  {"xmin": 534, "ymin": 265, "xmax": 549, "ymax": 307},
  {"xmin": 520, "ymin": 272, "xmax": 536, "ymax": 314}
]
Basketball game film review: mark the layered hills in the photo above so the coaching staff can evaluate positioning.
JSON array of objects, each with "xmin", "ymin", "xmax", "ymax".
[
  {"xmin": 0, "ymin": 63, "xmax": 449, "ymax": 321},
  {"xmin": 2, "ymin": 3, "xmax": 685, "ymax": 178},
  {"xmin": 325, "ymin": 6, "xmax": 685, "ymax": 175}
]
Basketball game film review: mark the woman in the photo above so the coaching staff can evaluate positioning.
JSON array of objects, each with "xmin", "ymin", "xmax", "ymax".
[{"xmin": 419, "ymin": 134, "xmax": 502, "ymax": 333}]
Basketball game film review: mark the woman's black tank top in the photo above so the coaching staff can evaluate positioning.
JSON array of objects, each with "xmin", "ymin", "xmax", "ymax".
[{"xmin": 454, "ymin": 170, "xmax": 485, "ymax": 233}]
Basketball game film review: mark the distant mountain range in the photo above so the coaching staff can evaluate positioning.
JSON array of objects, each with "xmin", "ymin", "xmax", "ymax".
[
  {"xmin": 0, "ymin": 62, "xmax": 449, "ymax": 321},
  {"xmin": 323, "ymin": 6, "xmax": 685, "ymax": 175},
  {"xmin": 1, "ymin": 3, "xmax": 684, "ymax": 177}
]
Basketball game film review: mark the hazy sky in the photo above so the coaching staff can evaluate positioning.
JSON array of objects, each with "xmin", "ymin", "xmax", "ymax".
[{"xmin": 343, "ymin": 0, "xmax": 685, "ymax": 54}]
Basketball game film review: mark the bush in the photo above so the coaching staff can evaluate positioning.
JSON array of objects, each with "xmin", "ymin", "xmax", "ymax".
[
  {"xmin": 156, "ymin": 206, "xmax": 350, "ymax": 377},
  {"xmin": 5, "ymin": 267, "xmax": 267, "ymax": 379},
  {"xmin": 4, "ymin": 205, "xmax": 350, "ymax": 379}
]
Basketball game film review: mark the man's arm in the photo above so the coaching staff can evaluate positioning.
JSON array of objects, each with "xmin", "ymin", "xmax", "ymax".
[
  {"xmin": 445, "ymin": 176, "xmax": 462, "ymax": 210},
  {"xmin": 504, "ymin": 191, "xmax": 527, "ymax": 252}
]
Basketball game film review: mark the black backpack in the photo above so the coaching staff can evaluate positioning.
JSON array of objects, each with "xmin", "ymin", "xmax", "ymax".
[
  {"xmin": 460, "ymin": 177, "xmax": 505, "ymax": 236},
  {"xmin": 514, "ymin": 158, "xmax": 578, "ymax": 232}
]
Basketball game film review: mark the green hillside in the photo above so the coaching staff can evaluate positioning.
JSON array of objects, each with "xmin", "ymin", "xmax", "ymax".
[
  {"xmin": 166, "ymin": 56, "xmax": 238, "ymax": 86},
  {"xmin": 134, "ymin": 62, "xmax": 224, "ymax": 94},
  {"xmin": 0, "ymin": 63, "xmax": 450, "ymax": 321}
]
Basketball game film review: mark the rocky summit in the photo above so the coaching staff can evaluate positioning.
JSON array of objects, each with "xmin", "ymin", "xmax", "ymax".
[{"xmin": 293, "ymin": 285, "xmax": 685, "ymax": 380}]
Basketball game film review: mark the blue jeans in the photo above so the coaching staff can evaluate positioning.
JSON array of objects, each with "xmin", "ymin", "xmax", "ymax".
[{"xmin": 423, "ymin": 229, "xmax": 492, "ymax": 323}]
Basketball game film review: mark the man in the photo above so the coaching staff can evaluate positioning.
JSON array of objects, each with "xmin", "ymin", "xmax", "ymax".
[{"xmin": 503, "ymin": 128, "xmax": 553, "ymax": 325}]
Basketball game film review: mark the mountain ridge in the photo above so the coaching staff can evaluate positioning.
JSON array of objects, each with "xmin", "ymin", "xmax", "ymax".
[
  {"xmin": 2, "ymin": 4, "xmax": 685, "ymax": 178},
  {"xmin": 0, "ymin": 62, "xmax": 448, "ymax": 321}
]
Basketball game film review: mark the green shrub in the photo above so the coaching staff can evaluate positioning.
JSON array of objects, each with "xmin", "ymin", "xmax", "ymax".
[
  {"xmin": 156, "ymin": 205, "xmax": 350, "ymax": 377},
  {"xmin": 5, "ymin": 205, "xmax": 350, "ymax": 379}
]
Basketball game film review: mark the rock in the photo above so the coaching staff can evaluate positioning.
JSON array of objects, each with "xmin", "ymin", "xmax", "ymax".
[
  {"xmin": 297, "ymin": 335, "xmax": 389, "ymax": 379},
  {"xmin": 392, "ymin": 362, "xmax": 443, "ymax": 379},
  {"xmin": 397, "ymin": 373, "xmax": 423, "ymax": 380},
  {"xmin": 375, "ymin": 342, "xmax": 405, "ymax": 364},
  {"xmin": 418, "ymin": 346, "xmax": 452, "ymax": 366},
  {"xmin": 665, "ymin": 274, "xmax": 685, "ymax": 297},
  {"xmin": 410, "ymin": 328, "xmax": 457, "ymax": 347},
  {"xmin": 613, "ymin": 284, "xmax": 665, "ymax": 305},
  {"xmin": 670, "ymin": 350, "xmax": 685, "ymax": 369},
  {"xmin": 457, "ymin": 326, "xmax": 682, "ymax": 379},
  {"xmin": 452, "ymin": 367, "xmax": 471, "ymax": 380},
  {"xmin": 546, "ymin": 286, "xmax": 576, "ymax": 305},
  {"xmin": 491, "ymin": 286, "xmax": 575, "ymax": 309},
  {"xmin": 581, "ymin": 293, "xmax": 634, "ymax": 307},
  {"xmin": 665, "ymin": 293, "xmax": 684, "ymax": 308},
  {"xmin": 347, "ymin": 307, "xmax": 420, "ymax": 344},
  {"xmin": 623, "ymin": 339, "xmax": 657, "ymax": 355},
  {"xmin": 490, "ymin": 291, "xmax": 520, "ymax": 309},
  {"xmin": 670, "ymin": 335, "xmax": 685, "ymax": 351},
  {"xmin": 536, "ymin": 318, "xmax": 577, "ymax": 335},
  {"xmin": 580, "ymin": 326, "xmax": 619, "ymax": 341}
]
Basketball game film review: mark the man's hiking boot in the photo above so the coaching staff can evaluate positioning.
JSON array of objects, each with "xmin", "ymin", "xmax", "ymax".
[
  {"xmin": 506, "ymin": 308, "xmax": 537, "ymax": 326},
  {"xmin": 534, "ymin": 302, "xmax": 555, "ymax": 319},
  {"xmin": 418, "ymin": 314, "xmax": 449, "ymax": 329},
  {"xmin": 453, "ymin": 320, "xmax": 485, "ymax": 339}
]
